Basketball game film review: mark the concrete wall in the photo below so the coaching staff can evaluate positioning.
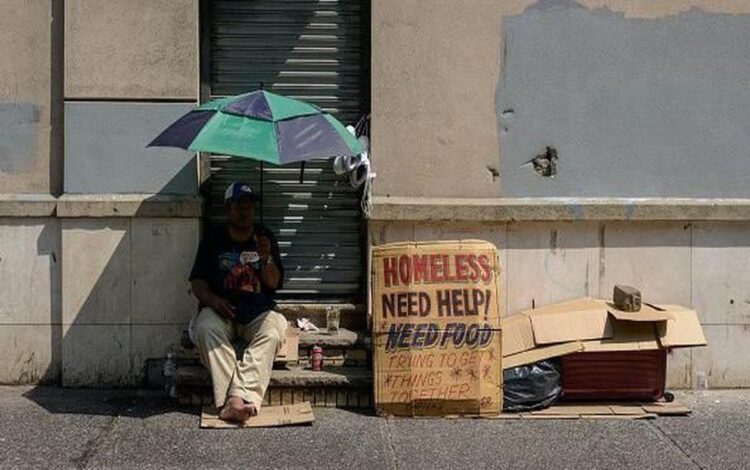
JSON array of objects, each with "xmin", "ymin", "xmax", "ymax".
[
  {"xmin": 370, "ymin": 0, "xmax": 504, "ymax": 198},
  {"xmin": 65, "ymin": 0, "xmax": 198, "ymax": 99},
  {"xmin": 0, "ymin": 0, "xmax": 54, "ymax": 194},
  {"xmin": 64, "ymin": 1, "xmax": 199, "ymax": 195},
  {"xmin": 0, "ymin": 218, "xmax": 61, "ymax": 383},
  {"xmin": 371, "ymin": 0, "xmax": 750, "ymax": 199},
  {"xmin": 498, "ymin": 1, "xmax": 750, "ymax": 197},
  {"xmin": 64, "ymin": 103, "xmax": 197, "ymax": 194},
  {"xmin": 370, "ymin": 219, "xmax": 750, "ymax": 388},
  {"xmin": 0, "ymin": 0, "xmax": 202, "ymax": 386},
  {"xmin": 370, "ymin": 0, "xmax": 750, "ymax": 388},
  {"xmin": 61, "ymin": 218, "xmax": 199, "ymax": 386}
]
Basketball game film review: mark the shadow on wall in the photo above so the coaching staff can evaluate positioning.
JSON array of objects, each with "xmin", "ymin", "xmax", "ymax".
[
  {"xmin": 63, "ymin": 101, "xmax": 199, "ymax": 196},
  {"xmin": 18, "ymin": 154, "xmax": 201, "ymax": 398}
]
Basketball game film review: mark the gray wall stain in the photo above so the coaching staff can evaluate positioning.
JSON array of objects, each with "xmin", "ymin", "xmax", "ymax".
[
  {"xmin": 497, "ymin": 1, "xmax": 750, "ymax": 197},
  {"xmin": 64, "ymin": 102, "xmax": 198, "ymax": 194},
  {"xmin": 0, "ymin": 103, "xmax": 39, "ymax": 172}
]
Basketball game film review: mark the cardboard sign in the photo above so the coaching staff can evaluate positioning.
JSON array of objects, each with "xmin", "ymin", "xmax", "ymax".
[{"xmin": 372, "ymin": 240, "xmax": 502, "ymax": 416}]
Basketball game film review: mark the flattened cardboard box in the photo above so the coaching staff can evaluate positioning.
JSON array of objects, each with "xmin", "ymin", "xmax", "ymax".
[
  {"xmin": 372, "ymin": 240, "xmax": 503, "ymax": 416},
  {"xmin": 275, "ymin": 324, "xmax": 300, "ymax": 362},
  {"xmin": 502, "ymin": 298, "xmax": 611, "ymax": 366},
  {"xmin": 502, "ymin": 298, "xmax": 706, "ymax": 368}
]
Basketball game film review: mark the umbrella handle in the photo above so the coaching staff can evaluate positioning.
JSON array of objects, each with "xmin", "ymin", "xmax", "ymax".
[{"xmin": 299, "ymin": 161, "xmax": 305, "ymax": 184}]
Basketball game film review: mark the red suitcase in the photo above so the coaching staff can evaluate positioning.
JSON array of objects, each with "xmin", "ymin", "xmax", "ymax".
[{"xmin": 560, "ymin": 350, "xmax": 666, "ymax": 401}]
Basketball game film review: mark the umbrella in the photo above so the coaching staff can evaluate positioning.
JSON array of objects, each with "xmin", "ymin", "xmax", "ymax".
[{"xmin": 147, "ymin": 90, "xmax": 363, "ymax": 164}]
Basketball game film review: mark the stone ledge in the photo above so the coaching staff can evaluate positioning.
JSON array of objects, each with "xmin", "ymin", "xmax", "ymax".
[
  {"xmin": 298, "ymin": 328, "xmax": 365, "ymax": 348},
  {"xmin": 0, "ymin": 194, "xmax": 58, "ymax": 217},
  {"xmin": 275, "ymin": 303, "xmax": 366, "ymax": 330},
  {"xmin": 57, "ymin": 193, "xmax": 202, "ymax": 218},
  {"xmin": 175, "ymin": 364, "xmax": 372, "ymax": 388},
  {"xmin": 370, "ymin": 196, "xmax": 750, "ymax": 222}
]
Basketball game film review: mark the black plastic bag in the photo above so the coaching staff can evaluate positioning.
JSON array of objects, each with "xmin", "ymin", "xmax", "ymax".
[{"xmin": 503, "ymin": 359, "xmax": 562, "ymax": 412}]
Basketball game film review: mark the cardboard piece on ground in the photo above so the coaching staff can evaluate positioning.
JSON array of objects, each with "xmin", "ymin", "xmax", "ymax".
[
  {"xmin": 606, "ymin": 302, "xmax": 673, "ymax": 322},
  {"xmin": 275, "ymin": 324, "xmax": 300, "ymax": 362},
  {"xmin": 583, "ymin": 414, "xmax": 657, "ymax": 420},
  {"xmin": 200, "ymin": 402, "xmax": 314, "ymax": 428},
  {"xmin": 521, "ymin": 414, "xmax": 580, "ymax": 420},
  {"xmin": 609, "ymin": 405, "xmax": 649, "ymax": 415},
  {"xmin": 642, "ymin": 402, "xmax": 692, "ymax": 416},
  {"xmin": 525, "ymin": 298, "xmax": 613, "ymax": 345},
  {"xmin": 656, "ymin": 308, "xmax": 707, "ymax": 348},
  {"xmin": 485, "ymin": 413, "xmax": 522, "ymax": 419},
  {"xmin": 511, "ymin": 401, "xmax": 690, "ymax": 419},
  {"xmin": 531, "ymin": 404, "xmax": 613, "ymax": 416},
  {"xmin": 371, "ymin": 240, "xmax": 503, "ymax": 417},
  {"xmin": 503, "ymin": 341, "xmax": 583, "ymax": 369}
]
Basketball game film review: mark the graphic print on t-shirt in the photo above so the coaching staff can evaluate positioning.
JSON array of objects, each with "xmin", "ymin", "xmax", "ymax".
[{"xmin": 219, "ymin": 250, "xmax": 261, "ymax": 293}]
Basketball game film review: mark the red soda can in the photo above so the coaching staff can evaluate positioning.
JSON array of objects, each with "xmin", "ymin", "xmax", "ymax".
[{"xmin": 311, "ymin": 345, "xmax": 323, "ymax": 371}]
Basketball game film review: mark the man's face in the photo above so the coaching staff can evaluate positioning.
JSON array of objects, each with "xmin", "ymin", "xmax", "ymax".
[{"xmin": 227, "ymin": 196, "xmax": 255, "ymax": 228}]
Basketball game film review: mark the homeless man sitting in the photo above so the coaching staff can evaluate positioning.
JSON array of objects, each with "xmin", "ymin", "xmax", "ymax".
[{"xmin": 189, "ymin": 181, "xmax": 287, "ymax": 423}]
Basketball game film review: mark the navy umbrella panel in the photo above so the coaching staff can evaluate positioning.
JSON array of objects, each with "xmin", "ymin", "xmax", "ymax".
[{"xmin": 148, "ymin": 91, "xmax": 363, "ymax": 165}]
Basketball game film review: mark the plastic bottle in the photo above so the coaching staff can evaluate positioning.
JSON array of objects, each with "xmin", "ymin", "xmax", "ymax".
[
  {"xmin": 695, "ymin": 371, "xmax": 709, "ymax": 391},
  {"xmin": 163, "ymin": 353, "xmax": 177, "ymax": 398}
]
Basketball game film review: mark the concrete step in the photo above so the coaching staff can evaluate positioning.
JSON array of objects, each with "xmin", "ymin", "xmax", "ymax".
[
  {"xmin": 179, "ymin": 327, "xmax": 368, "ymax": 351},
  {"xmin": 275, "ymin": 302, "xmax": 366, "ymax": 330},
  {"xmin": 299, "ymin": 327, "xmax": 367, "ymax": 348},
  {"xmin": 296, "ymin": 328, "xmax": 371, "ymax": 367},
  {"xmin": 174, "ymin": 364, "xmax": 373, "ymax": 409},
  {"xmin": 179, "ymin": 327, "xmax": 371, "ymax": 367},
  {"xmin": 175, "ymin": 364, "xmax": 371, "ymax": 389}
]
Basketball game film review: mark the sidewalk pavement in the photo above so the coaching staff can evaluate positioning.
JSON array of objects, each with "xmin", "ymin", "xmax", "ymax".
[{"xmin": 0, "ymin": 386, "xmax": 747, "ymax": 470}]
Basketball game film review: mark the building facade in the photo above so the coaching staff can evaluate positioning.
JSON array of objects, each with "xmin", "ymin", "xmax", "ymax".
[{"xmin": 1, "ymin": 0, "xmax": 750, "ymax": 388}]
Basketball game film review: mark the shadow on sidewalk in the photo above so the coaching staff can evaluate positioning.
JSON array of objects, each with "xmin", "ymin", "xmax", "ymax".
[{"xmin": 21, "ymin": 385, "xmax": 200, "ymax": 419}]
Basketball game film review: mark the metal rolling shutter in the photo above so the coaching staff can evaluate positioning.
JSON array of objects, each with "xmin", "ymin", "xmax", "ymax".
[{"xmin": 207, "ymin": 0, "xmax": 367, "ymax": 300}]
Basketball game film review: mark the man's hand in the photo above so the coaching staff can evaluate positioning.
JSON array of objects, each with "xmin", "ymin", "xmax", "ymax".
[
  {"xmin": 208, "ymin": 295, "xmax": 236, "ymax": 319},
  {"xmin": 255, "ymin": 234, "xmax": 272, "ymax": 264},
  {"xmin": 254, "ymin": 234, "xmax": 280, "ymax": 291}
]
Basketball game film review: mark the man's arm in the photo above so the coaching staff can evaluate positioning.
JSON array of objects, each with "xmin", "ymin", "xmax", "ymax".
[
  {"xmin": 255, "ymin": 230, "xmax": 283, "ymax": 291},
  {"xmin": 189, "ymin": 232, "xmax": 235, "ymax": 319},
  {"xmin": 191, "ymin": 279, "xmax": 236, "ymax": 319},
  {"xmin": 258, "ymin": 257, "xmax": 281, "ymax": 291}
]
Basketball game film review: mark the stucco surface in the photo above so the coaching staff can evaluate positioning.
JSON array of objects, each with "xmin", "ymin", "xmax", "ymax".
[
  {"xmin": 372, "ymin": 0, "xmax": 750, "ymax": 199},
  {"xmin": 65, "ymin": 0, "xmax": 197, "ymax": 99},
  {"xmin": 0, "ymin": 0, "xmax": 52, "ymax": 193},
  {"xmin": 64, "ymin": 102, "xmax": 197, "ymax": 195},
  {"xmin": 497, "ymin": 1, "xmax": 750, "ymax": 197}
]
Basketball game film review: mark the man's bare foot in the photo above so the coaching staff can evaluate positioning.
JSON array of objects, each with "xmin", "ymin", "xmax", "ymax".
[
  {"xmin": 242, "ymin": 402, "xmax": 258, "ymax": 418},
  {"xmin": 219, "ymin": 396, "xmax": 251, "ymax": 423}
]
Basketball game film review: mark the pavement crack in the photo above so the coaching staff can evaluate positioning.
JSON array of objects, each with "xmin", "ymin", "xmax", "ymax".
[
  {"xmin": 379, "ymin": 418, "xmax": 400, "ymax": 470},
  {"xmin": 648, "ymin": 421, "xmax": 704, "ymax": 470},
  {"xmin": 71, "ymin": 415, "xmax": 118, "ymax": 469}
]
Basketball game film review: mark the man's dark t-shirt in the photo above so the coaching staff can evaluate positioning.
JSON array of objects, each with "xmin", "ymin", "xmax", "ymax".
[{"xmin": 189, "ymin": 224, "xmax": 284, "ymax": 324}]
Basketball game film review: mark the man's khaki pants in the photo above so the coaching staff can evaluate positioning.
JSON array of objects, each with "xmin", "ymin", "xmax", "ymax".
[{"xmin": 193, "ymin": 307, "xmax": 287, "ymax": 409}]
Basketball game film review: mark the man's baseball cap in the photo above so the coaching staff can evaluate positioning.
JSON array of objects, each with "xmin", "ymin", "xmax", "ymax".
[{"xmin": 224, "ymin": 181, "xmax": 260, "ymax": 203}]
